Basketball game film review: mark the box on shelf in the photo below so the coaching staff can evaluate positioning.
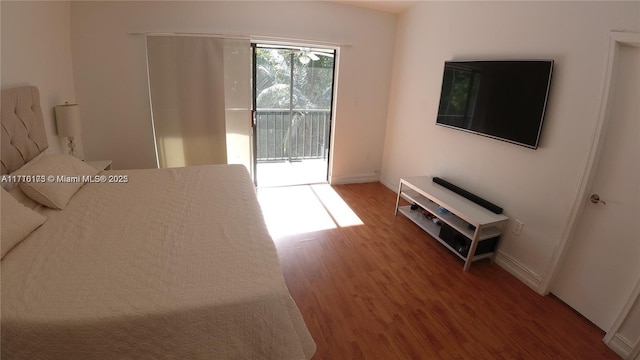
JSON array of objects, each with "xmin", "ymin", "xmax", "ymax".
[{"xmin": 438, "ymin": 223, "xmax": 499, "ymax": 257}]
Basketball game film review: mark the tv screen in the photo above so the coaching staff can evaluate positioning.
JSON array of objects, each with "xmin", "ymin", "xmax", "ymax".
[{"xmin": 435, "ymin": 60, "xmax": 553, "ymax": 149}]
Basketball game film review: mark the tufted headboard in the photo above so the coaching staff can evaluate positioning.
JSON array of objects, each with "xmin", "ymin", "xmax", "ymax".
[{"xmin": 1, "ymin": 86, "xmax": 49, "ymax": 174}]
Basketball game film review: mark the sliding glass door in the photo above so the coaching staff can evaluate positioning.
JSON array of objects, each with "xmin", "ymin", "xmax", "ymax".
[{"xmin": 253, "ymin": 44, "xmax": 336, "ymax": 187}]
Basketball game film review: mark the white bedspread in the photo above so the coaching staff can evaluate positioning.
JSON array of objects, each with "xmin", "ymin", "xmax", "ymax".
[{"xmin": 1, "ymin": 164, "xmax": 315, "ymax": 359}]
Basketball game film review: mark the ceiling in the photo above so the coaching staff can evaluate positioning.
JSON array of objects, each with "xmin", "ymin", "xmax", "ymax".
[{"xmin": 328, "ymin": 1, "xmax": 417, "ymax": 14}]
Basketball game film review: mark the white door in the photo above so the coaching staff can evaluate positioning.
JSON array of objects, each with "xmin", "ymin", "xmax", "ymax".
[{"xmin": 551, "ymin": 44, "xmax": 640, "ymax": 331}]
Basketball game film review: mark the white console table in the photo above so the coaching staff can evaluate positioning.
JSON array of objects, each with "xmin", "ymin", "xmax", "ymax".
[{"xmin": 394, "ymin": 176, "xmax": 509, "ymax": 271}]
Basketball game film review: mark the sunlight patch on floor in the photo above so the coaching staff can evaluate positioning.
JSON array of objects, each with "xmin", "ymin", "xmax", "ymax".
[
  {"xmin": 310, "ymin": 184, "xmax": 363, "ymax": 227},
  {"xmin": 257, "ymin": 184, "xmax": 364, "ymax": 238}
]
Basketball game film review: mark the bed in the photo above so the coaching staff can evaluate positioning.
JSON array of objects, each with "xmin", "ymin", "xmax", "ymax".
[{"xmin": 0, "ymin": 86, "xmax": 316, "ymax": 359}]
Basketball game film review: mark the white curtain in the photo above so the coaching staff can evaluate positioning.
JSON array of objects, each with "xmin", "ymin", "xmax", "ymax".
[{"xmin": 147, "ymin": 36, "xmax": 228, "ymax": 168}]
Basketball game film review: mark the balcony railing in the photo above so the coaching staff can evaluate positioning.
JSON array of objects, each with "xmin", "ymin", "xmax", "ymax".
[{"xmin": 256, "ymin": 109, "xmax": 331, "ymax": 162}]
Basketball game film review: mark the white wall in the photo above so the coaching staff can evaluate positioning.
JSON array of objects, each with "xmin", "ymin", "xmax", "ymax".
[
  {"xmin": 70, "ymin": 1, "xmax": 396, "ymax": 174},
  {"xmin": 1, "ymin": 1, "xmax": 77, "ymax": 156},
  {"xmin": 381, "ymin": 1, "xmax": 639, "ymax": 287}
]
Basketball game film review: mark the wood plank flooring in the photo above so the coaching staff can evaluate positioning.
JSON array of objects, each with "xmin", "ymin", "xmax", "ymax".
[{"xmin": 263, "ymin": 182, "xmax": 619, "ymax": 359}]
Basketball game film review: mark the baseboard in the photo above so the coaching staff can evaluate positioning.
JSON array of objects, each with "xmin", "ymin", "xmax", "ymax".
[
  {"xmin": 379, "ymin": 177, "xmax": 397, "ymax": 192},
  {"xmin": 330, "ymin": 173, "xmax": 380, "ymax": 185},
  {"xmin": 606, "ymin": 333, "xmax": 634, "ymax": 358},
  {"xmin": 383, "ymin": 177, "xmax": 545, "ymax": 294},
  {"xmin": 495, "ymin": 251, "xmax": 544, "ymax": 294}
]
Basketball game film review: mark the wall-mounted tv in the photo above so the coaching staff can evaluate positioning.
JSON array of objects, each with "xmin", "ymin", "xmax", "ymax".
[{"xmin": 435, "ymin": 60, "xmax": 554, "ymax": 149}]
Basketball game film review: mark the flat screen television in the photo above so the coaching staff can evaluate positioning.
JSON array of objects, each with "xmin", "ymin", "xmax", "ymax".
[{"xmin": 435, "ymin": 60, "xmax": 554, "ymax": 149}]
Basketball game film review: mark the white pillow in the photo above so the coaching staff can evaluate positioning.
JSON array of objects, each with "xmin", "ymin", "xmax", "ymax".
[
  {"xmin": 13, "ymin": 153, "xmax": 99, "ymax": 209},
  {"xmin": 1, "ymin": 188, "xmax": 46, "ymax": 259}
]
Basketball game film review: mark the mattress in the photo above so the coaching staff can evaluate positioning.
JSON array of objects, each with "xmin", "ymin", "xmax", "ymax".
[{"xmin": 1, "ymin": 164, "xmax": 315, "ymax": 359}]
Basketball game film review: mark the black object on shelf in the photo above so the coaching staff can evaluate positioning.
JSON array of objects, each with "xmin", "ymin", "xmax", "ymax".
[
  {"xmin": 438, "ymin": 223, "xmax": 499, "ymax": 257},
  {"xmin": 432, "ymin": 177, "xmax": 503, "ymax": 214}
]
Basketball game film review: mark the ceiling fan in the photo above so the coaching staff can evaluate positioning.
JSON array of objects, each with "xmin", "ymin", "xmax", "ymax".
[{"xmin": 298, "ymin": 48, "xmax": 333, "ymax": 64}]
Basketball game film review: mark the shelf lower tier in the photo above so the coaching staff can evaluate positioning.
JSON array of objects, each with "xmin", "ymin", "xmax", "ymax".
[
  {"xmin": 400, "ymin": 190, "xmax": 501, "ymax": 240},
  {"xmin": 398, "ymin": 205, "xmax": 495, "ymax": 263}
]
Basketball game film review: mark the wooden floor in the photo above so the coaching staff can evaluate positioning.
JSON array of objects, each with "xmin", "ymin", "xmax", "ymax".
[{"xmin": 267, "ymin": 182, "xmax": 619, "ymax": 360}]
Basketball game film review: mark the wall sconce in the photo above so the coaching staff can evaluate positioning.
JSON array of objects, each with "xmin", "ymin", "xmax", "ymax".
[{"xmin": 54, "ymin": 103, "xmax": 82, "ymax": 157}]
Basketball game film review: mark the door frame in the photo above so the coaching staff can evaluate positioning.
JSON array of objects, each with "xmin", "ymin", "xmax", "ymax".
[
  {"xmin": 539, "ymin": 30, "xmax": 640, "ymax": 346},
  {"xmin": 251, "ymin": 42, "xmax": 339, "ymax": 187},
  {"xmin": 604, "ymin": 278, "xmax": 640, "ymax": 358},
  {"xmin": 541, "ymin": 31, "xmax": 640, "ymax": 293},
  {"xmin": 251, "ymin": 43, "xmax": 258, "ymax": 184}
]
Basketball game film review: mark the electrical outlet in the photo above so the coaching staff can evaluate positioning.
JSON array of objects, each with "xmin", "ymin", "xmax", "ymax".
[{"xmin": 512, "ymin": 220, "xmax": 524, "ymax": 236}]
